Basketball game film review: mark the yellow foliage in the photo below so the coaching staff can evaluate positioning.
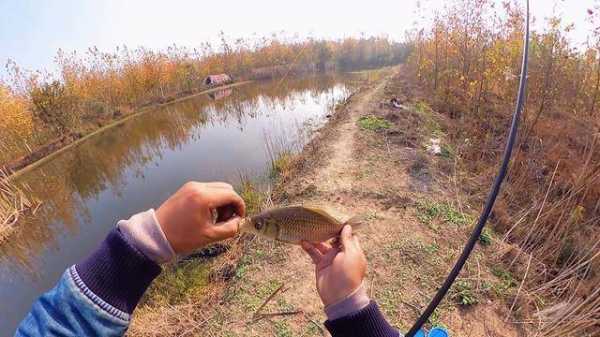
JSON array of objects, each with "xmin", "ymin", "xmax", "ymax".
[{"xmin": 0, "ymin": 85, "xmax": 33, "ymax": 140}]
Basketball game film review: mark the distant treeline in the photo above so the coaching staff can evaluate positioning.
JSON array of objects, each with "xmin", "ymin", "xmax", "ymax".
[
  {"xmin": 0, "ymin": 36, "xmax": 411, "ymax": 166},
  {"xmin": 409, "ymin": 1, "xmax": 599, "ymax": 336}
]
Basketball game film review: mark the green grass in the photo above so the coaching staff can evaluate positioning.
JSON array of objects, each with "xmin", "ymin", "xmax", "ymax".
[
  {"xmin": 358, "ymin": 115, "xmax": 392, "ymax": 131},
  {"xmin": 424, "ymin": 242, "xmax": 440, "ymax": 254},
  {"xmin": 235, "ymin": 255, "xmax": 252, "ymax": 279},
  {"xmin": 479, "ymin": 228, "xmax": 493, "ymax": 246},
  {"xmin": 452, "ymin": 280, "xmax": 478, "ymax": 306},
  {"xmin": 302, "ymin": 321, "xmax": 323, "ymax": 336},
  {"xmin": 274, "ymin": 320, "xmax": 293, "ymax": 337},
  {"xmin": 413, "ymin": 101, "xmax": 443, "ymax": 137},
  {"xmin": 145, "ymin": 260, "xmax": 209, "ymax": 305},
  {"xmin": 239, "ymin": 180, "xmax": 264, "ymax": 215},
  {"xmin": 270, "ymin": 151, "xmax": 294, "ymax": 178},
  {"xmin": 491, "ymin": 266, "xmax": 517, "ymax": 297},
  {"xmin": 428, "ymin": 307, "xmax": 443, "ymax": 326},
  {"xmin": 414, "ymin": 101, "xmax": 431, "ymax": 114},
  {"xmin": 440, "ymin": 144, "xmax": 454, "ymax": 158},
  {"xmin": 416, "ymin": 201, "xmax": 471, "ymax": 228}
]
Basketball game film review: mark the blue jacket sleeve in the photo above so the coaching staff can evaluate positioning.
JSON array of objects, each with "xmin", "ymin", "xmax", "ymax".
[{"xmin": 15, "ymin": 228, "xmax": 161, "ymax": 337}]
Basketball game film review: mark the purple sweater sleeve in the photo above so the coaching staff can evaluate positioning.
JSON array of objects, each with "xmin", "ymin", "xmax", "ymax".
[
  {"xmin": 325, "ymin": 301, "xmax": 401, "ymax": 337},
  {"xmin": 75, "ymin": 228, "xmax": 161, "ymax": 314}
]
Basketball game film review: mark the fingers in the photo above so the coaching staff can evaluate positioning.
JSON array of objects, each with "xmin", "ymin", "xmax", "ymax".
[
  {"xmin": 313, "ymin": 241, "xmax": 333, "ymax": 254},
  {"xmin": 211, "ymin": 216, "xmax": 242, "ymax": 240},
  {"xmin": 340, "ymin": 225, "xmax": 354, "ymax": 251},
  {"xmin": 216, "ymin": 204, "xmax": 236, "ymax": 222},
  {"xmin": 301, "ymin": 241, "xmax": 323, "ymax": 264},
  {"xmin": 203, "ymin": 182, "xmax": 234, "ymax": 190},
  {"xmin": 205, "ymin": 187, "xmax": 246, "ymax": 217}
]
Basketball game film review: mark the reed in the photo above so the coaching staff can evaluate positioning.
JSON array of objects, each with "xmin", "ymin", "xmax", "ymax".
[{"xmin": 0, "ymin": 169, "xmax": 39, "ymax": 242}]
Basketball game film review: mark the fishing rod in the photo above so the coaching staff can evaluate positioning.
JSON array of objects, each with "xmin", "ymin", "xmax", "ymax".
[{"xmin": 404, "ymin": 1, "xmax": 530, "ymax": 336}]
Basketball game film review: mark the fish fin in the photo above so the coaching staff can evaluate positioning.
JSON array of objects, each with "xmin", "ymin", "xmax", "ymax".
[
  {"xmin": 303, "ymin": 205, "xmax": 343, "ymax": 224},
  {"xmin": 343, "ymin": 215, "xmax": 368, "ymax": 231},
  {"xmin": 277, "ymin": 238, "xmax": 301, "ymax": 245}
]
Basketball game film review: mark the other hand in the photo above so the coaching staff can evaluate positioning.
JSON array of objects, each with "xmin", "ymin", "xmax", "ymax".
[
  {"xmin": 156, "ymin": 182, "xmax": 246, "ymax": 254},
  {"xmin": 301, "ymin": 225, "xmax": 367, "ymax": 307}
]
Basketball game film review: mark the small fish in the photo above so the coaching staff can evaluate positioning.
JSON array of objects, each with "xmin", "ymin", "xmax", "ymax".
[{"xmin": 238, "ymin": 205, "xmax": 364, "ymax": 244}]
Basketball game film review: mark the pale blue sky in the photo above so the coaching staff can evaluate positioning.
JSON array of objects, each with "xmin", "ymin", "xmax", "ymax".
[{"xmin": 0, "ymin": 0, "xmax": 593, "ymax": 76}]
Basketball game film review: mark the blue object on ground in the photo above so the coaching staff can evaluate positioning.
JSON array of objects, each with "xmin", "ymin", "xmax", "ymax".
[
  {"xmin": 413, "ymin": 329, "xmax": 426, "ymax": 337},
  {"xmin": 428, "ymin": 327, "xmax": 449, "ymax": 337}
]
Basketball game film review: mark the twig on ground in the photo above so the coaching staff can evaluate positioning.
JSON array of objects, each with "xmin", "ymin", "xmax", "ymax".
[
  {"xmin": 252, "ymin": 283, "xmax": 286, "ymax": 319},
  {"xmin": 507, "ymin": 253, "xmax": 533, "ymax": 321}
]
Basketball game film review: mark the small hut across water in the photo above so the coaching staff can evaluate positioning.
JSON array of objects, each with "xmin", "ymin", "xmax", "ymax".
[{"xmin": 204, "ymin": 74, "xmax": 232, "ymax": 87}]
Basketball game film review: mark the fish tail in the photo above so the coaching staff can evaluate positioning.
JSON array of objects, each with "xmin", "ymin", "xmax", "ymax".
[{"xmin": 343, "ymin": 215, "xmax": 367, "ymax": 231}]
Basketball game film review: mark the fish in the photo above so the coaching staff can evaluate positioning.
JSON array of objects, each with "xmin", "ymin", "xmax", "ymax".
[{"xmin": 237, "ymin": 205, "xmax": 365, "ymax": 244}]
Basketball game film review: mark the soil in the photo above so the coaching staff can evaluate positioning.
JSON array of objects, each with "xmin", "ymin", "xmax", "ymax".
[{"xmin": 129, "ymin": 67, "xmax": 530, "ymax": 337}]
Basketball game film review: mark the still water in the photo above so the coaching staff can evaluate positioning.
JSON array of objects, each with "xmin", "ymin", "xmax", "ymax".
[{"xmin": 0, "ymin": 74, "xmax": 356, "ymax": 333}]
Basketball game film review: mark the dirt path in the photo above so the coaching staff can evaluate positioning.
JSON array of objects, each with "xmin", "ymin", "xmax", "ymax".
[{"xmin": 130, "ymin": 68, "xmax": 528, "ymax": 337}]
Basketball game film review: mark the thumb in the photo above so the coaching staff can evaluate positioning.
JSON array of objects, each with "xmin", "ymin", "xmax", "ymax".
[
  {"xmin": 211, "ymin": 216, "xmax": 241, "ymax": 240},
  {"xmin": 340, "ymin": 225, "xmax": 353, "ymax": 251}
]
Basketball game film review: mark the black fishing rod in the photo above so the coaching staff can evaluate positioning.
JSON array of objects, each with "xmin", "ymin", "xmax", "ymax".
[{"xmin": 404, "ymin": 1, "xmax": 530, "ymax": 336}]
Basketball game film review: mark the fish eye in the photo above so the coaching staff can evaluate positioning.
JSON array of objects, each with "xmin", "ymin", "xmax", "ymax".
[{"xmin": 254, "ymin": 221, "xmax": 264, "ymax": 230}]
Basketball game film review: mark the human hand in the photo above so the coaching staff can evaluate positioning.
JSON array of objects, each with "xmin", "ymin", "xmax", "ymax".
[
  {"xmin": 156, "ymin": 182, "xmax": 246, "ymax": 254},
  {"xmin": 301, "ymin": 225, "xmax": 367, "ymax": 307}
]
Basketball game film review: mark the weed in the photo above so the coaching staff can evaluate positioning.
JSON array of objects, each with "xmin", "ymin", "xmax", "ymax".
[
  {"xmin": 377, "ymin": 288, "xmax": 401, "ymax": 321},
  {"xmin": 479, "ymin": 228, "xmax": 493, "ymax": 246},
  {"xmin": 412, "ymin": 101, "xmax": 443, "ymax": 136},
  {"xmin": 492, "ymin": 267, "xmax": 517, "ymax": 286},
  {"xmin": 452, "ymin": 280, "xmax": 478, "ymax": 306},
  {"xmin": 440, "ymin": 144, "xmax": 453, "ymax": 158},
  {"xmin": 0, "ymin": 170, "xmax": 39, "ymax": 237},
  {"xmin": 235, "ymin": 255, "xmax": 252, "ymax": 279},
  {"xmin": 358, "ymin": 115, "xmax": 392, "ymax": 131},
  {"xmin": 416, "ymin": 201, "xmax": 470, "ymax": 227},
  {"xmin": 239, "ymin": 179, "xmax": 264, "ymax": 215},
  {"xmin": 145, "ymin": 260, "xmax": 209, "ymax": 305},
  {"xmin": 427, "ymin": 307, "xmax": 443, "ymax": 326},
  {"xmin": 414, "ymin": 101, "xmax": 431, "ymax": 114},
  {"xmin": 274, "ymin": 320, "xmax": 293, "ymax": 337},
  {"xmin": 491, "ymin": 266, "xmax": 517, "ymax": 297},
  {"xmin": 270, "ymin": 151, "xmax": 293, "ymax": 178},
  {"xmin": 303, "ymin": 321, "xmax": 322, "ymax": 336},
  {"xmin": 424, "ymin": 242, "xmax": 440, "ymax": 254}
]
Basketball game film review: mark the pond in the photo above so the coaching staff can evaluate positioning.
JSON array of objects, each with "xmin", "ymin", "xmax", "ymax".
[{"xmin": 0, "ymin": 74, "xmax": 357, "ymax": 333}]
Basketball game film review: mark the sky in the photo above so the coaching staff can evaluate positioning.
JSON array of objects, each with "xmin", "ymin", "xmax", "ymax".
[{"xmin": 0, "ymin": 0, "xmax": 594, "ymax": 77}]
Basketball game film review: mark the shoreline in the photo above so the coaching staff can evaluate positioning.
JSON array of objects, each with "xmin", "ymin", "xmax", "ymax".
[{"xmin": 6, "ymin": 81, "xmax": 252, "ymax": 181}]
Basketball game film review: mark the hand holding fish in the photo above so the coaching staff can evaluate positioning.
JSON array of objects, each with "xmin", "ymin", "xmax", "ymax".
[
  {"xmin": 301, "ymin": 225, "xmax": 367, "ymax": 307},
  {"xmin": 156, "ymin": 182, "xmax": 246, "ymax": 254}
]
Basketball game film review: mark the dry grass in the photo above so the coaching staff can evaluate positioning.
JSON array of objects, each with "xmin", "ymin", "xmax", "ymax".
[
  {"xmin": 0, "ymin": 170, "xmax": 39, "ymax": 242},
  {"xmin": 411, "ymin": 67, "xmax": 600, "ymax": 335}
]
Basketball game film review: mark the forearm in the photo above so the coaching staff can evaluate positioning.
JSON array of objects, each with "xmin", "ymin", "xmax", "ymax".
[{"xmin": 16, "ymin": 211, "xmax": 164, "ymax": 337}]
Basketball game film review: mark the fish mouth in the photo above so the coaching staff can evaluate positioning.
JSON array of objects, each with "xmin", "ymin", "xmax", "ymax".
[{"xmin": 237, "ymin": 217, "xmax": 250, "ymax": 233}]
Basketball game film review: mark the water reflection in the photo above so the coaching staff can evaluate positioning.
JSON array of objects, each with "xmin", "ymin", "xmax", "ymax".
[{"xmin": 0, "ymin": 74, "xmax": 354, "ymax": 333}]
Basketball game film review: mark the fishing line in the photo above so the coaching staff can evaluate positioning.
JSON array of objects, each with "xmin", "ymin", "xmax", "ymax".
[{"xmin": 404, "ymin": 1, "xmax": 530, "ymax": 336}]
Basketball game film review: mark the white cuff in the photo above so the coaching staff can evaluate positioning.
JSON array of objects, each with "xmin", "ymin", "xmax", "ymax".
[
  {"xmin": 117, "ymin": 209, "xmax": 176, "ymax": 264},
  {"xmin": 324, "ymin": 284, "xmax": 371, "ymax": 320}
]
